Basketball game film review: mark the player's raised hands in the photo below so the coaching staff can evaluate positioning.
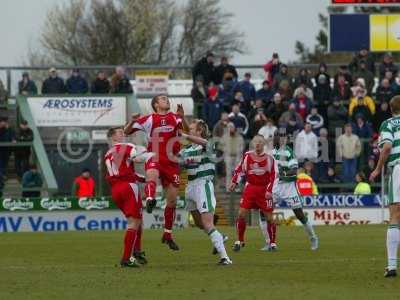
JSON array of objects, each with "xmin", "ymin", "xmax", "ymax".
[
  {"xmin": 176, "ymin": 104, "xmax": 185, "ymax": 118},
  {"xmin": 131, "ymin": 113, "xmax": 141, "ymax": 122}
]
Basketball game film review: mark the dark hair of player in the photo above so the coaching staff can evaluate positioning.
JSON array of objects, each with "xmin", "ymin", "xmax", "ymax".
[
  {"xmin": 107, "ymin": 126, "xmax": 124, "ymax": 138},
  {"xmin": 151, "ymin": 94, "xmax": 168, "ymax": 112},
  {"xmin": 390, "ymin": 95, "xmax": 400, "ymax": 115}
]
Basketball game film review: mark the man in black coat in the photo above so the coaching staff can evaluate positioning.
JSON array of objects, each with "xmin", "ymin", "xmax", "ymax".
[
  {"xmin": 91, "ymin": 71, "xmax": 110, "ymax": 94},
  {"xmin": 14, "ymin": 120, "xmax": 33, "ymax": 179},
  {"xmin": 0, "ymin": 117, "xmax": 15, "ymax": 178},
  {"xmin": 192, "ymin": 51, "xmax": 216, "ymax": 86},
  {"xmin": 214, "ymin": 56, "xmax": 238, "ymax": 85},
  {"xmin": 42, "ymin": 67, "xmax": 66, "ymax": 94}
]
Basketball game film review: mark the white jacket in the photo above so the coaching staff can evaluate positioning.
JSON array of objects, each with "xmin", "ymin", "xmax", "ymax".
[{"xmin": 294, "ymin": 130, "xmax": 319, "ymax": 161}]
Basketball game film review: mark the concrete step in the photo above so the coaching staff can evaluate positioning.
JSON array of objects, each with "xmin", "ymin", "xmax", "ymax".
[{"xmin": 3, "ymin": 178, "xmax": 22, "ymax": 197}]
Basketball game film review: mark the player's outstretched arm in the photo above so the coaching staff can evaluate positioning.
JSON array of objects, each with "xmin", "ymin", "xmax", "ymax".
[
  {"xmin": 180, "ymin": 132, "xmax": 208, "ymax": 147},
  {"xmin": 370, "ymin": 143, "xmax": 392, "ymax": 182},
  {"xmin": 124, "ymin": 113, "xmax": 141, "ymax": 135}
]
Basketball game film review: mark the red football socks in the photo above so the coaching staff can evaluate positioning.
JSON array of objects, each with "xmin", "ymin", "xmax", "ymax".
[
  {"xmin": 145, "ymin": 181, "xmax": 156, "ymax": 199},
  {"xmin": 122, "ymin": 228, "xmax": 137, "ymax": 261},
  {"xmin": 236, "ymin": 217, "xmax": 246, "ymax": 242},
  {"xmin": 268, "ymin": 222, "xmax": 277, "ymax": 244},
  {"xmin": 163, "ymin": 206, "xmax": 175, "ymax": 240}
]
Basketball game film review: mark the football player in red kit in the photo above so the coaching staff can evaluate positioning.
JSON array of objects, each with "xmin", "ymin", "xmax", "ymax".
[
  {"xmin": 229, "ymin": 135, "xmax": 278, "ymax": 252},
  {"xmin": 105, "ymin": 126, "xmax": 151, "ymax": 267},
  {"xmin": 124, "ymin": 94, "xmax": 187, "ymax": 250}
]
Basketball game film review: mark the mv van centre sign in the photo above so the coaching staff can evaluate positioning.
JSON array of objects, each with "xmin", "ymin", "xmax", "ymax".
[{"xmin": 27, "ymin": 96, "xmax": 127, "ymax": 127}]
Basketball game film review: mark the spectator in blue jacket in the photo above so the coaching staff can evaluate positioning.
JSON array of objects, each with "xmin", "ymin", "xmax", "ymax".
[
  {"xmin": 306, "ymin": 107, "xmax": 325, "ymax": 136},
  {"xmin": 228, "ymin": 104, "xmax": 249, "ymax": 136},
  {"xmin": 235, "ymin": 72, "xmax": 256, "ymax": 109},
  {"xmin": 42, "ymin": 67, "xmax": 65, "ymax": 94},
  {"xmin": 18, "ymin": 72, "xmax": 37, "ymax": 95},
  {"xmin": 22, "ymin": 164, "xmax": 43, "ymax": 198},
  {"xmin": 203, "ymin": 84, "xmax": 223, "ymax": 130},
  {"xmin": 352, "ymin": 116, "xmax": 373, "ymax": 140},
  {"xmin": 66, "ymin": 69, "xmax": 88, "ymax": 94},
  {"xmin": 256, "ymin": 80, "xmax": 274, "ymax": 104}
]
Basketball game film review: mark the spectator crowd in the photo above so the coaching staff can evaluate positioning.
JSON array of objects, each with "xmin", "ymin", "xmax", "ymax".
[
  {"xmin": 191, "ymin": 49, "xmax": 398, "ymax": 191},
  {"xmin": 0, "ymin": 49, "xmax": 397, "ymax": 196}
]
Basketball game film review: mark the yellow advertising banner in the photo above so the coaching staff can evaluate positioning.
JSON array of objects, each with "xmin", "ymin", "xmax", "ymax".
[
  {"xmin": 370, "ymin": 15, "xmax": 387, "ymax": 51},
  {"xmin": 387, "ymin": 15, "xmax": 400, "ymax": 51}
]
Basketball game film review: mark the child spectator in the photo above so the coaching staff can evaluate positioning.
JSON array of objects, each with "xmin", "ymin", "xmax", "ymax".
[
  {"xmin": 354, "ymin": 172, "xmax": 371, "ymax": 195},
  {"xmin": 306, "ymin": 107, "xmax": 324, "ymax": 135},
  {"xmin": 228, "ymin": 104, "xmax": 249, "ymax": 136}
]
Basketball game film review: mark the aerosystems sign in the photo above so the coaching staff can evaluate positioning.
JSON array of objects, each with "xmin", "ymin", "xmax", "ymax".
[{"xmin": 27, "ymin": 96, "xmax": 126, "ymax": 127}]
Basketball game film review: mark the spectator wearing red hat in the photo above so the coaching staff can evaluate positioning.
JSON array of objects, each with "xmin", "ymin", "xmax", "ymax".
[
  {"xmin": 263, "ymin": 53, "xmax": 281, "ymax": 85},
  {"xmin": 203, "ymin": 83, "xmax": 223, "ymax": 130}
]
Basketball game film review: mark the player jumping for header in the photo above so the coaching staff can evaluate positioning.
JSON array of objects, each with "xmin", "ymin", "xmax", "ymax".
[
  {"xmin": 229, "ymin": 135, "xmax": 277, "ymax": 252},
  {"xmin": 370, "ymin": 95, "xmax": 400, "ymax": 278},
  {"xmin": 124, "ymin": 95, "xmax": 187, "ymax": 251}
]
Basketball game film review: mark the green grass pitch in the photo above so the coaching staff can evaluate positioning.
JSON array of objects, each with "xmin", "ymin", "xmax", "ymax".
[{"xmin": 1, "ymin": 225, "xmax": 400, "ymax": 299}]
